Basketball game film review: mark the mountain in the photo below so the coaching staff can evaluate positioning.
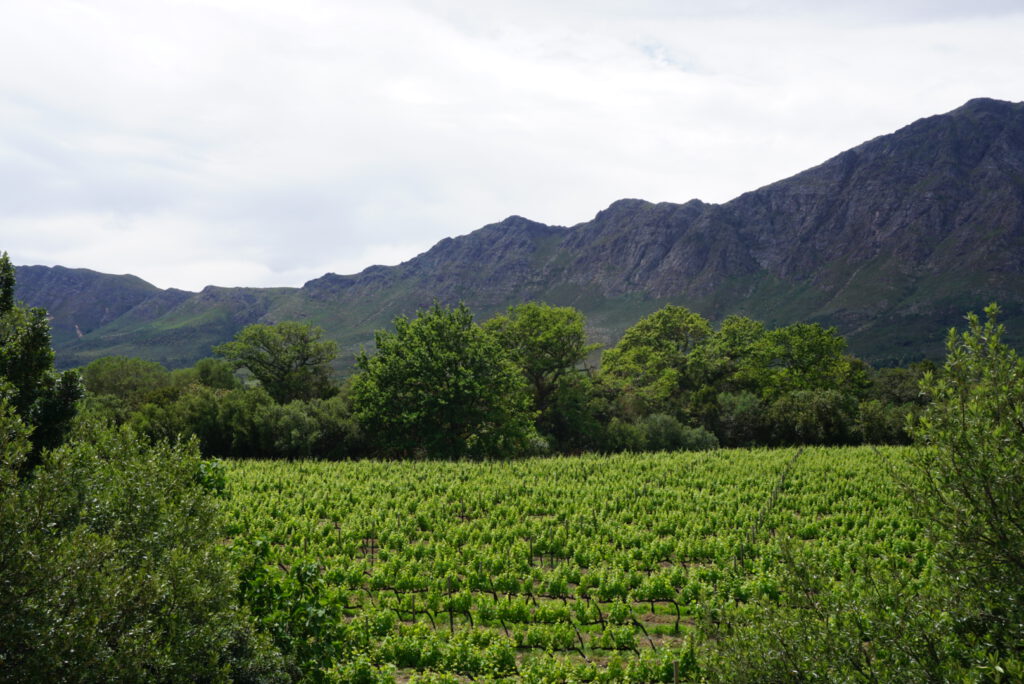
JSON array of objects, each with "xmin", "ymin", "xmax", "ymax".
[{"xmin": 14, "ymin": 97, "xmax": 1024, "ymax": 369}]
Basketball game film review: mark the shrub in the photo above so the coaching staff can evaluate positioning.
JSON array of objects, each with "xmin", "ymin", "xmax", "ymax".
[
  {"xmin": 0, "ymin": 413, "xmax": 286, "ymax": 682},
  {"xmin": 711, "ymin": 391, "xmax": 767, "ymax": 447},
  {"xmin": 640, "ymin": 413, "xmax": 719, "ymax": 452},
  {"xmin": 767, "ymin": 389, "xmax": 857, "ymax": 446}
]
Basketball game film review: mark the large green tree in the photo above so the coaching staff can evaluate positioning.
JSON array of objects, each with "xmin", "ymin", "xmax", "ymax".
[
  {"xmin": 215, "ymin": 321, "xmax": 338, "ymax": 404},
  {"xmin": 0, "ymin": 254, "xmax": 285, "ymax": 681},
  {"xmin": 762, "ymin": 322, "xmax": 866, "ymax": 398},
  {"xmin": 352, "ymin": 302, "xmax": 537, "ymax": 459},
  {"xmin": 0, "ymin": 252, "xmax": 81, "ymax": 464},
  {"xmin": 484, "ymin": 302, "xmax": 599, "ymax": 445},
  {"xmin": 599, "ymin": 305, "xmax": 712, "ymax": 419}
]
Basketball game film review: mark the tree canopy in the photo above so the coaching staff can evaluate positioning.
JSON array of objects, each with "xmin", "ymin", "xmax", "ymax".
[
  {"xmin": 909, "ymin": 304, "xmax": 1024, "ymax": 647},
  {"xmin": 215, "ymin": 321, "xmax": 338, "ymax": 404},
  {"xmin": 599, "ymin": 305, "xmax": 713, "ymax": 418},
  {"xmin": 81, "ymin": 355, "xmax": 171, "ymax": 407},
  {"xmin": 352, "ymin": 302, "xmax": 537, "ymax": 459},
  {"xmin": 484, "ymin": 302, "xmax": 599, "ymax": 445},
  {"xmin": 0, "ymin": 252, "xmax": 82, "ymax": 464}
]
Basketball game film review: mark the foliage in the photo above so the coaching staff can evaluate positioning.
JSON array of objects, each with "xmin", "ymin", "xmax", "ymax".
[
  {"xmin": 75, "ymin": 352, "xmax": 362, "ymax": 461},
  {"xmin": 0, "ymin": 251, "xmax": 82, "ymax": 464},
  {"xmin": 701, "ymin": 544, "xmax": 970, "ymax": 682},
  {"xmin": 605, "ymin": 414, "xmax": 719, "ymax": 452},
  {"xmin": 216, "ymin": 321, "xmax": 338, "ymax": 404},
  {"xmin": 600, "ymin": 305, "xmax": 712, "ymax": 419},
  {"xmin": 81, "ymin": 355, "xmax": 172, "ymax": 409},
  {"xmin": 766, "ymin": 389, "xmax": 858, "ymax": 446},
  {"xmin": 483, "ymin": 302, "xmax": 599, "ymax": 447},
  {"xmin": 224, "ymin": 447, "xmax": 918, "ymax": 680},
  {"xmin": 0, "ymin": 413, "xmax": 286, "ymax": 683},
  {"xmin": 856, "ymin": 398, "xmax": 916, "ymax": 445},
  {"xmin": 710, "ymin": 391, "xmax": 767, "ymax": 447},
  {"xmin": 132, "ymin": 385, "xmax": 364, "ymax": 461},
  {"xmin": 596, "ymin": 305, "xmax": 882, "ymax": 446},
  {"xmin": 693, "ymin": 315, "xmax": 772, "ymax": 395},
  {"xmin": 761, "ymin": 322, "xmax": 867, "ymax": 398},
  {"xmin": 171, "ymin": 357, "xmax": 242, "ymax": 391},
  {"xmin": 352, "ymin": 302, "xmax": 537, "ymax": 459},
  {"xmin": 701, "ymin": 305, "xmax": 1024, "ymax": 680},
  {"xmin": 908, "ymin": 304, "xmax": 1024, "ymax": 663},
  {"xmin": 640, "ymin": 413, "xmax": 719, "ymax": 452},
  {"xmin": 539, "ymin": 372, "xmax": 606, "ymax": 453}
]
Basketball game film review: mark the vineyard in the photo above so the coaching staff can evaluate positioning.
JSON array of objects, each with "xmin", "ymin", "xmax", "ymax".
[{"xmin": 221, "ymin": 447, "xmax": 929, "ymax": 681}]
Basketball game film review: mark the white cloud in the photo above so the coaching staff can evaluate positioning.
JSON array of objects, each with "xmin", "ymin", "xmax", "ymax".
[{"xmin": 1, "ymin": 0, "xmax": 1022, "ymax": 290}]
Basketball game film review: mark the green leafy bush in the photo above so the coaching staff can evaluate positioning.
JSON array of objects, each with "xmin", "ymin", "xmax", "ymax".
[
  {"xmin": 0, "ymin": 415, "xmax": 285, "ymax": 682},
  {"xmin": 908, "ymin": 304, "xmax": 1024, "ymax": 665},
  {"xmin": 767, "ymin": 389, "xmax": 858, "ymax": 446},
  {"xmin": 639, "ymin": 413, "xmax": 719, "ymax": 452}
]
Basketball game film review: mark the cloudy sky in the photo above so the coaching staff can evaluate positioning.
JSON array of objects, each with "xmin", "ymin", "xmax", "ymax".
[{"xmin": 2, "ymin": 1, "xmax": 1022, "ymax": 291}]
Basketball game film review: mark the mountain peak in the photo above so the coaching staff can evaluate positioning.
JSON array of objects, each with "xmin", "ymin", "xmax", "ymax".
[{"xmin": 957, "ymin": 96, "xmax": 1021, "ymax": 113}]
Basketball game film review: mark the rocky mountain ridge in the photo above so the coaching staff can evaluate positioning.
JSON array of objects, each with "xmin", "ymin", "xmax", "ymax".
[{"xmin": 15, "ymin": 97, "xmax": 1024, "ymax": 369}]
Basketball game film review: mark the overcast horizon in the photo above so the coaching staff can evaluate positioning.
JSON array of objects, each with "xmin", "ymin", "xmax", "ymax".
[{"xmin": 3, "ymin": 1, "xmax": 1023, "ymax": 291}]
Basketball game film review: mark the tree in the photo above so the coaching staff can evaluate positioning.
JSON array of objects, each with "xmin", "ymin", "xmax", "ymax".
[
  {"xmin": 762, "ymin": 322, "xmax": 866, "ymax": 398},
  {"xmin": 352, "ymin": 302, "xmax": 537, "ymax": 459},
  {"xmin": 766, "ymin": 388, "xmax": 858, "ymax": 445},
  {"xmin": 191, "ymin": 356, "xmax": 241, "ymax": 390},
  {"xmin": 483, "ymin": 302, "xmax": 599, "ymax": 444},
  {"xmin": 599, "ymin": 305, "xmax": 712, "ymax": 419},
  {"xmin": 908, "ymin": 304, "xmax": 1024, "ymax": 661},
  {"xmin": 695, "ymin": 315, "xmax": 772, "ymax": 394},
  {"xmin": 215, "ymin": 321, "xmax": 338, "ymax": 404},
  {"xmin": 0, "ymin": 252, "xmax": 82, "ymax": 464},
  {"xmin": 81, "ymin": 355, "xmax": 171, "ymax": 408}
]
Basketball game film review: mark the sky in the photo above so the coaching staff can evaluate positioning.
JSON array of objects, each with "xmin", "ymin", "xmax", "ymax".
[{"xmin": 2, "ymin": 1, "xmax": 1022, "ymax": 292}]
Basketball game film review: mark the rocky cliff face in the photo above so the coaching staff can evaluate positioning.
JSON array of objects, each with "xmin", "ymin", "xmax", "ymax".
[{"xmin": 15, "ymin": 98, "xmax": 1024, "ymax": 368}]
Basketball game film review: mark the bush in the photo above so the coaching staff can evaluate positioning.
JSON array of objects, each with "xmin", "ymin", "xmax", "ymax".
[
  {"xmin": 0, "ymin": 412, "xmax": 286, "ymax": 682},
  {"xmin": 640, "ymin": 413, "xmax": 719, "ymax": 452},
  {"xmin": 602, "ymin": 414, "xmax": 719, "ymax": 453},
  {"xmin": 908, "ymin": 304, "xmax": 1024, "ymax": 662},
  {"xmin": 856, "ymin": 398, "xmax": 915, "ymax": 445},
  {"xmin": 767, "ymin": 389, "xmax": 857, "ymax": 446},
  {"xmin": 131, "ymin": 386, "xmax": 364, "ymax": 460},
  {"xmin": 711, "ymin": 391, "xmax": 767, "ymax": 447},
  {"xmin": 604, "ymin": 416, "xmax": 645, "ymax": 452}
]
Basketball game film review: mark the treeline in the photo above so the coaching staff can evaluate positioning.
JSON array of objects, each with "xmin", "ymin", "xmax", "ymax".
[{"xmin": 78, "ymin": 301, "xmax": 932, "ymax": 460}]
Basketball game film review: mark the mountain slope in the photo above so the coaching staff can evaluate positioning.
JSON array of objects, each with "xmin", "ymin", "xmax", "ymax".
[
  {"xmin": 15, "ymin": 97, "xmax": 1024, "ymax": 368},
  {"xmin": 13, "ymin": 266, "xmax": 189, "ymax": 349}
]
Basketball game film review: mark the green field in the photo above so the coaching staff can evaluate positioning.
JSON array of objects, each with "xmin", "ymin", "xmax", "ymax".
[{"xmin": 223, "ymin": 447, "xmax": 928, "ymax": 681}]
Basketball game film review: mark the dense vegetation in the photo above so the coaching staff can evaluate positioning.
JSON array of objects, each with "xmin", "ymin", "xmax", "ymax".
[
  {"xmin": 3, "ymin": 249, "xmax": 1022, "ymax": 681},
  {"xmin": 0, "ymin": 253, "xmax": 287, "ymax": 682},
  {"xmin": 78, "ymin": 300, "xmax": 931, "ymax": 460},
  {"xmin": 224, "ymin": 446, "xmax": 920, "ymax": 681}
]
